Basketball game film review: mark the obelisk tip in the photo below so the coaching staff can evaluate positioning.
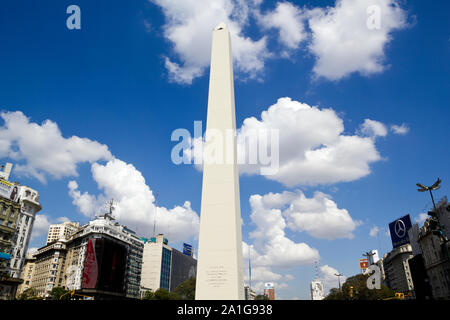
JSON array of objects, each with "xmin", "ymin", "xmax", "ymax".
[{"xmin": 214, "ymin": 22, "xmax": 227, "ymax": 31}]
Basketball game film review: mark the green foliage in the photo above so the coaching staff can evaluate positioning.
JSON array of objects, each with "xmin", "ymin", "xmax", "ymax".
[
  {"xmin": 143, "ymin": 288, "xmax": 180, "ymax": 300},
  {"xmin": 173, "ymin": 277, "xmax": 196, "ymax": 300},
  {"xmin": 48, "ymin": 286, "xmax": 70, "ymax": 300},
  {"xmin": 324, "ymin": 273, "xmax": 396, "ymax": 300},
  {"xmin": 18, "ymin": 288, "xmax": 37, "ymax": 300},
  {"xmin": 142, "ymin": 290, "xmax": 154, "ymax": 300},
  {"xmin": 255, "ymin": 294, "xmax": 269, "ymax": 300}
]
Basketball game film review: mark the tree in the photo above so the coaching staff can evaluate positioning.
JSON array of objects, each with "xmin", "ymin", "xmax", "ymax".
[
  {"xmin": 255, "ymin": 294, "xmax": 269, "ymax": 300},
  {"xmin": 173, "ymin": 277, "xmax": 196, "ymax": 300},
  {"xmin": 48, "ymin": 286, "xmax": 70, "ymax": 300},
  {"xmin": 144, "ymin": 288, "xmax": 180, "ymax": 300},
  {"xmin": 17, "ymin": 288, "xmax": 37, "ymax": 300},
  {"xmin": 324, "ymin": 273, "xmax": 395, "ymax": 300},
  {"xmin": 142, "ymin": 290, "xmax": 154, "ymax": 300}
]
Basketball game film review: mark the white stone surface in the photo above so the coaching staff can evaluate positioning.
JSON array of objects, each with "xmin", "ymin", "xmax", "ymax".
[{"xmin": 195, "ymin": 23, "xmax": 244, "ymax": 300}]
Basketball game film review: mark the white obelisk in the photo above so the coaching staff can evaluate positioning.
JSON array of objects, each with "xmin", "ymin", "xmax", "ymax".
[{"xmin": 195, "ymin": 22, "xmax": 244, "ymax": 300}]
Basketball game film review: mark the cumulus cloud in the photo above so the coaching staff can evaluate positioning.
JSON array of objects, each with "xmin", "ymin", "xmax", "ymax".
[
  {"xmin": 257, "ymin": 2, "xmax": 307, "ymax": 54},
  {"xmin": 186, "ymin": 97, "xmax": 393, "ymax": 187},
  {"xmin": 151, "ymin": 0, "xmax": 408, "ymax": 84},
  {"xmin": 0, "ymin": 111, "xmax": 113, "ymax": 183},
  {"xmin": 360, "ymin": 119, "xmax": 388, "ymax": 138},
  {"xmin": 239, "ymin": 97, "xmax": 384, "ymax": 186},
  {"xmin": 151, "ymin": 0, "xmax": 269, "ymax": 84},
  {"xmin": 307, "ymin": 0, "xmax": 408, "ymax": 80},
  {"xmin": 320, "ymin": 264, "xmax": 346, "ymax": 294},
  {"xmin": 68, "ymin": 158, "xmax": 200, "ymax": 243},
  {"xmin": 252, "ymin": 190, "xmax": 361, "ymax": 240}
]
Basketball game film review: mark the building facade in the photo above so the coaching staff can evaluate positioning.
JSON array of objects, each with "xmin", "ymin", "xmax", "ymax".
[
  {"xmin": 0, "ymin": 190, "xmax": 22, "ymax": 299},
  {"xmin": 46, "ymin": 221, "xmax": 80, "ymax": 244},
  {"xmin": 310, "ymin": 279, "xmax": 324, "ymax": 300},
  {"xmin": 30, "ymin": 240, "xmax": 68, "ymax": 297},
  {"xmin": 264, "ymin": 282, "xmax": 275, "ymax": 300},
  {"xmin": 64, "ymin": 214, "xmax": 144, "ymax": 299},
  {"xmin": 8, "ymin": 185, "xmax": 41, "ymax": 279},
  {"xmin": 383, "ymin": 244, "xmax": 414, "ymax": 295},
  {"xmin": 140, "ymin": 234, "xmax": 197, "ymax": 295},
  {"xmin": 16, "ymin": 252, "xmax": 37, "ymax": 297}
]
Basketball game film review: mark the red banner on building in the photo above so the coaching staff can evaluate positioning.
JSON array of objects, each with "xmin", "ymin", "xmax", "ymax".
[{"xmin": 82, "ymin": 238, "xmax": 98, "ymax": 288}]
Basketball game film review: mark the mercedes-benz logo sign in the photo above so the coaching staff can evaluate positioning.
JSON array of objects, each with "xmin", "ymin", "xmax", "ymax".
[{"xmin": 394, "ymin": 219, "xmax": 406, "ymax": 238}]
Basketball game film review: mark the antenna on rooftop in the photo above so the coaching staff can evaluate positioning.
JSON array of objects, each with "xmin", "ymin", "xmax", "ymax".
[
  {"xmin": 314, "ymin": 261, "xmax": 319, "ymax": 280},
  {"xmin": 153, "ymin": 192, "xmax": 159, "ymax": 237}
]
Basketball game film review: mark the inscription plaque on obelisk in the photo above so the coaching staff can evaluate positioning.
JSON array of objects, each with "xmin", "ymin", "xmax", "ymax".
[{"xmin": 195, "ymin": 22, "xmax": 244, "ymax": 300}]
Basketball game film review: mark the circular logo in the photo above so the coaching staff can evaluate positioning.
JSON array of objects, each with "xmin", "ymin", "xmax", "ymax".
[{"xmin": 394, "ymin": 219, "xmax": 406, "ymax": 238}]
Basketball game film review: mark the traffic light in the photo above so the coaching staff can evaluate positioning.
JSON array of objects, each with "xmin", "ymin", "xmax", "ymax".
[{"xmin": 349, "ymin": 286, "xmax": 354, "ymax": 298}]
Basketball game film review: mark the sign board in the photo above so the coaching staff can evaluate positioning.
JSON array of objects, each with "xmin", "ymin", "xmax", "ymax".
[
  {"xmin": 389, "ymin": 214, "xmax": 412, "ymax": 249},
  {"xmin": 359, "ymin": 258, "xmax": 369, "ymax": 269},
  {"xmin": 0, "ymin": 180, "xmax": 20, "ymax": 202},
  {"xmin": 183, "ymin": 243, "xmax": 193, "ymax": 256}
]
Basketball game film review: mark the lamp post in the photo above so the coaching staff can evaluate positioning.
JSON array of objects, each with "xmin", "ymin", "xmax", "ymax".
[
  {"xmin": 416, "ymin": 178, "xmax": 441, "ymax": 211},
  {"xmin": 335, "ymin": 273, "xmax": 343, "ymax": 291}
]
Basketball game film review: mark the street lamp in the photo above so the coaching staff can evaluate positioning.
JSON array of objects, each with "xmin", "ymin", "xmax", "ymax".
[
  {"xmin": 335, "ymin": 273, "xmax": 343, "ymax": 291},
  {"xmin": 417, "ymin": 178, "xmax": 441, "ymax": 211}
]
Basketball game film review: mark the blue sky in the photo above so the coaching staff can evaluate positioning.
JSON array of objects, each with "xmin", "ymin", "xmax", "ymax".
[{"xmin": 0, "ymin": 0, "xmax": 449, "ymax": 299}]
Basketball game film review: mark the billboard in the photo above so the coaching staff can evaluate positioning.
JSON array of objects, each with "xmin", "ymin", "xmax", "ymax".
[
  {"xmin": 81, "ymin": 237, "xmax": 127, "ymax": 294},
  {"xmin": 0, "ymin": 180, "xmax": 20, "ymax": 202},
  {"xmin": 389, "ymin": 214, "xmax": 412, "ymax": 249},
  {"xmin": 359, "ymin": 258, "xmax": 369, "ymax": 269},
  {"xmin": 183, "ymin": 243, "xmax": 193, "ymax": 256}
]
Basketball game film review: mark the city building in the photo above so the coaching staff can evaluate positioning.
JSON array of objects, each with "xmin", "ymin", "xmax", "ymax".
[
  {"xmin": 140, "ymin": 234, "xmax": 197, "ymax": 295},
  {"xmin": 64, "ymin": 213, "xmax": 144, "ymax": 300},
  {"xmin": 244, "ymin": 286, "xmax": 256, "ymax": 300},
  {"xmin": 383, "ymin": 244, "xmax": 415, "ymax": 295},
  {"xmin": 407, "ymin": 197, "xmax": 450, "ymax": 299},
  {"xmin": 0, "ymin": 163, "xmax": 42, "ymax": 286},
  {"xmin": 368, "ymin": 249, "xmax": 380, "ymax": 265},
  {"xmin": 30, "ymin": 239, "xmax": 68, "ymax": 297},
  {"xmin": 310, "ymin": 279, "xmax": 324, "ymax": 300},
  {"xmin": 15, "ymin": 252, "xmax": 37, "ymax": 297},
  {"xmin": 0, "ymin": 180, "xmax": 22, "ymax": 299},
  {"xmin": 46, "ymin": 221, "xmax": 80, "ymax": 244},
  {"xmin": 8, "ymin": 185, "xmax": 41, "ymax": 279},
  {"xmin": 264, "ymin": 282, "xmax": 275, "ymax": 300}
]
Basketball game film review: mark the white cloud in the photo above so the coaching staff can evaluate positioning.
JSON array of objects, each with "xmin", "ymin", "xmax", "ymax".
[
  {"xmin": 320, "ymin": 264, "xmax": 346, "ymax": 294},
  {"xmin": 415, "ymin": 213, "xmax": 428, "ymax": 225},
  {"xmin": 360, "ymin": 119, "xmax": 388, "ymax": 138},
  {"xmin": 152, "ymin": 0, "xmax": 269, "ymax": 84},
  {"xmin": 252, "ymin": 190, "xmax": 361, "ymax": 240},
  {"xmin": 391, "ymin": 123, "xmax": 410, "ymax": 135},
  {"xmin": 238, "ymin": 97, "xmax": 385, "ymax": 187},
  {"xmin": 30, "ymin": 214, "xmax": 72, "ymax": 241},
  {"xmin": 257, "ymin": 2, "xmax": 307, "ymax": 53},
  {"xmin": 187, "ymin": 97, "xmax": 389, "ymax": 187},
  {"xmin": 247, "ymin": 194, "xmax": 320, "ymax": 268},
  {"xmin": 307, "ymin": 0, "xmax": 408, "ymax": 80},
  {"xmin": 151, "ymin": 0, "xmax": 408, "ymax": 84},
  {"xmin": 68, "ymin": 158, "xmax": 200, "ymax": 243},
  {"xmin": 369, "ymin": 225, "xmax": 380, "ymax": 237},
  {"xmin": 0, "ymin": 111, "xmax": 112, "ymax": 183}
]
